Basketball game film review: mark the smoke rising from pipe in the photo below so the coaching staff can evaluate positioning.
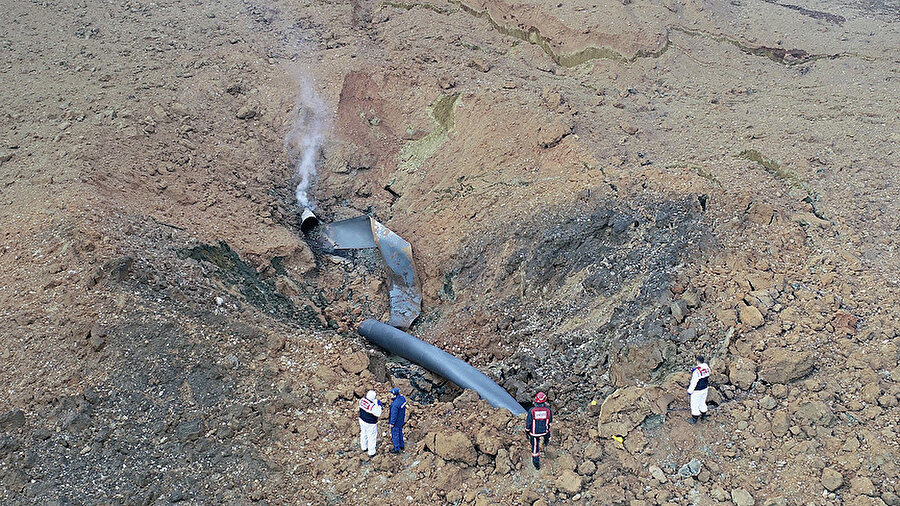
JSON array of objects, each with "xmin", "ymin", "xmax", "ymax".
[{"xmin": 284, "ymin": 76, "xmax": 329, "ymax": 210}]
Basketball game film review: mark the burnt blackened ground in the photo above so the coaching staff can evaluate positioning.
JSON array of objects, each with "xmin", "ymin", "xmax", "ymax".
[
  {"xmin": 442, "ymin": 195, "xmax": 710, "ymax": 410},
  {"xmin": 0, "ymin": 231, "xmax": 324, "ymax": 504},
  {"xmin": 186, "ymin": 241, "xmax": 324, "ymax": 328},
  {"xmin": 0, "ymin": 296, "xmax": 284, "ymax": 504}
]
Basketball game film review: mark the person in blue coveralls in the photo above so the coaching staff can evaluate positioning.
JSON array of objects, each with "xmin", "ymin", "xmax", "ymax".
[{"xmin": 388, "ymin": 387, "xmax": 407, "ymax": 453}]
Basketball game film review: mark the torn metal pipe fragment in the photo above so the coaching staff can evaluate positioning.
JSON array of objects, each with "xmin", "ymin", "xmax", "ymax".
[
  {"xmin": 299, "ymin": 208, "xmax": 319, "ymax": 233},
  {"xmin": 358, "ymin": 319, "xmax": 526, "ymax": 415},
  {"xmin": 323, "ymin": 216, "xmax": 421, "ymax": 329},
  {"xmin": 322, "ymin": 215, "xmax": 376, "ymax": 249}
]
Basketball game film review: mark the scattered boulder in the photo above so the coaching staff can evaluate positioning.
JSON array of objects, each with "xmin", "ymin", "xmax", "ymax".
[
  {"xmin": 3, "ymin": 467, "xmax": 28, "ymax": 493},
  {"xmin": 717, "ymin": 308, "xmax": 738, "ymax": 327},
  {"xmin": 583, "ymin": 442, "xmax": 603, "ymax": 461},
  {"xmin": 556, "ymin": 470, "xmax": 583, "ymax": 494},
  {"xmin": 860, "ymin": 383, "xmax": 881, "ymax": 404},
  {"xmin": 771, "ymin": 410, "xmax": 789, "ymax": 437},
  {"xmin": 426, "ymin": 431, "xmax": 477, "ymax": 465},
  {"xmin": 678, "ymin": 326, "xmax": 699, "ymax": 342},
  {"xmin": 577, "ymin": 460, "xmax": 596, "ymax": 476},
  {"xmin": 729, "ymin": 357, "xmax": 757, "ymax": 390},
  {"xmin": 671, "ymin": 299, "xmax": 689, "ymax": 323},
  {"xmin": 682, "ymin": 291, "xmax": 700, "ymax": 308},
  {"xmin": 821, "ymin": 467, "xmax": 843, "ymax": 491},
  {"xmin": 89, "ymin": 324, "xmax": 108, "ymax": 351},
  {"xmin": 598, "ymin": 386, "xmax": 668, "ymax": 437},
  {"xmin": 266, "ymin": 333, "xmax": 285, "ymax": 351},
  {"xmin": 609, "ymin": 342, "xmax": 667, "ymax": 386},
  {"xmin": 475, "ymin": 427, "xmax": 502, "ymax": 456},
  {"xmin": 468, "ymin": 57, "xmax": 491, "ymax": 73},
  {"xmin": 494, "ymin": 448, "xmax": 512, "ymax": 475},
  {"xmin": 748, "ymin": 203, "xmax": 775, "ymax": 224},
  {"xmin": 0, "ymin": 436, "xmax": 20, "ymax": 456},
  {"xmin": 648, "ymin": 465, "xmax": 667, "ymax": 482},
  {"xmin": 62, "ymin": 411, "xmax": 92, "ymax": 433},
  {"xmin": 542, "ymin": 88, "xmax": 563, "ymax": 110},
  {"xmin": 833, "ymin": 311, "xmax": 858, "ymax": 335},
  {"xmin": 711, "ymin": 486, "xmax": 729, "ymax": 501},
  {"xmin": 796, "ymin": 400, "xmax": 834, "ymax": 427},
  {"xmin": 678, "ymin": 458, "xmax": 702, "ymax": 477},
  {"xmin": 0, "ymin": 410, "xmax": 26, "ymax": 430},
  {"xmin": 731, "ymin": 488, "xmax": 755, "ymax": 506},
  {"xmin": 274, "ymin": 276, "xmax": 299, "ymax": 297},
  {"xmin": 235, "ymin": 102, "xmax": 258, "ymax": 120},
  {"xmin": 758, "ymin": 348, "xmax": 815, "ymax": 383},
  {"xmin": 175, "ymin": 420, "xmax": 203, "ymax": 442},
  {"xmin": 881, "ymin": 491, "xmax": 900, "ymax": 506},
  {"xmin": 432, "ymin": 462, "xmax": 462, "ymax": 489},
  {"xmin": 593, "ymin": 485, "xmax": 626, "ymax": 503},
  {"xmin": 850, "ymin": 476, "xmax": 876, "ymax": 497},
  {"xmin": 619, "ymin": 122, "xmax": 639, "ymax": 135},
  {"xmin": 739, "ymin": 304, "xmax": 764, "ymax": 328},
  {"xmin": 557, "ymin": 453, "xmax": 577, "ymax": 472},
  {"xmin": 747, "ymin": 274, "xmax": 774, "ymax": 291},
  {"xmin": 341, "ymin": 351, "xmax": 369, "ymax": 375},
  {"xmin": 538, "ymin": 120, "xmax": 571, "ymax": 148}
]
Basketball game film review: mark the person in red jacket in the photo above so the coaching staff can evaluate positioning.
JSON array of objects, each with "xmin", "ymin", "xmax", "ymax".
[{"xmin": 525, "ymin": 392, "xmax": 552, "ymax": 469}]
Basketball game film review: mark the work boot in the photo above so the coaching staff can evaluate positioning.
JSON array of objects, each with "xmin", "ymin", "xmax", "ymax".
[{"xmin": 533, "ymin": 458, "xmax": 541, "ymax": 470}]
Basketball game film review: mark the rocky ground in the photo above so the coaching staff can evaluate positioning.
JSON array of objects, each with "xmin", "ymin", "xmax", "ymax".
[{"xmin": 1, "ymin": 0, "xmax": 898, "ymax": 504}]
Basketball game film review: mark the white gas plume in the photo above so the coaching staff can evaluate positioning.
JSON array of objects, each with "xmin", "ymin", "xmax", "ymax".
[{"xmin": 284, "ymin": 76, "xmax": 329, "ymax": 210}]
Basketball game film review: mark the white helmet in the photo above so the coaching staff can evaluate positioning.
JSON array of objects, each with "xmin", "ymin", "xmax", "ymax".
[{"xmin": 366, "ymin": 390, "xmax": 377, "ymax": 401}]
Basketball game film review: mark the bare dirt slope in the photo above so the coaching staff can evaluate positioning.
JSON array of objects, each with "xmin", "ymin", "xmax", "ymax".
[{"xmin": 1, "ymin": 0, "xmax": 898, "ymax": 504}]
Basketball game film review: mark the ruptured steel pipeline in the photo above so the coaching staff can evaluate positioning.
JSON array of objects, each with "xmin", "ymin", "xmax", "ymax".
[{"xmin": 358, "ymin": 319, "xmax": 526, "ymax": 415}]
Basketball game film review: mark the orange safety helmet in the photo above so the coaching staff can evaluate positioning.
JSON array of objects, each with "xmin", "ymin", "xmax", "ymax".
[{"xmin": 535, "ymin": 392, "xmax": 547, "ymax": 403}]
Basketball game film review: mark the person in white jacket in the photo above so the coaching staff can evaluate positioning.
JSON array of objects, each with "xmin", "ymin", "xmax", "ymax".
[
  {"xmin": 358, "ymin": 390, "xmax": 383, "ymax": 457},
  {"xmin": 687, "ymin": 356, "xmax": 711, "ymax": 424}
]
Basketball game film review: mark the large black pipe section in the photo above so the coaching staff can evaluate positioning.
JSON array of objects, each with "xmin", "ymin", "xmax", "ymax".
[{"xmin": 358, "ymin": 319, "xmax": 526, "ymax": 415}]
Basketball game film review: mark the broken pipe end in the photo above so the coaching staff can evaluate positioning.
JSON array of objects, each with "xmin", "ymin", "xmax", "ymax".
[{"xmin": 300, "ymin": 208, "xmax": 319, "ymax": 233}]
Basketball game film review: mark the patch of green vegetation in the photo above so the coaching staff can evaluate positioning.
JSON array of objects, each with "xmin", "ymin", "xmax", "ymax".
[
  {"xmin": 671, "ymin": 26, "xmax": 838, "ymax": 66},
  {"xmin": 449, "ymin": 0, "xmax": 629, "ymax": 67},
  {"xmin": 397, "ymin": 93, "xmax": 460, "ymax": 172},
  {"xmin": 666, "ymin": 162, "xmax": 722, "ymax": 187},
  {"xmin": 381, "ymin": 0, "xmax": 637, "ymax": 67},
  {"xmin": 379, "ymin": 0, "xmax": 453, "ymax": 14},
  {"xmin": 738, "ymin": 149, "xmax": 803, "ymax": 188},
  {"xmin": 737, "ymin": 150, "xmax": 827, "ymax": 220}
]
